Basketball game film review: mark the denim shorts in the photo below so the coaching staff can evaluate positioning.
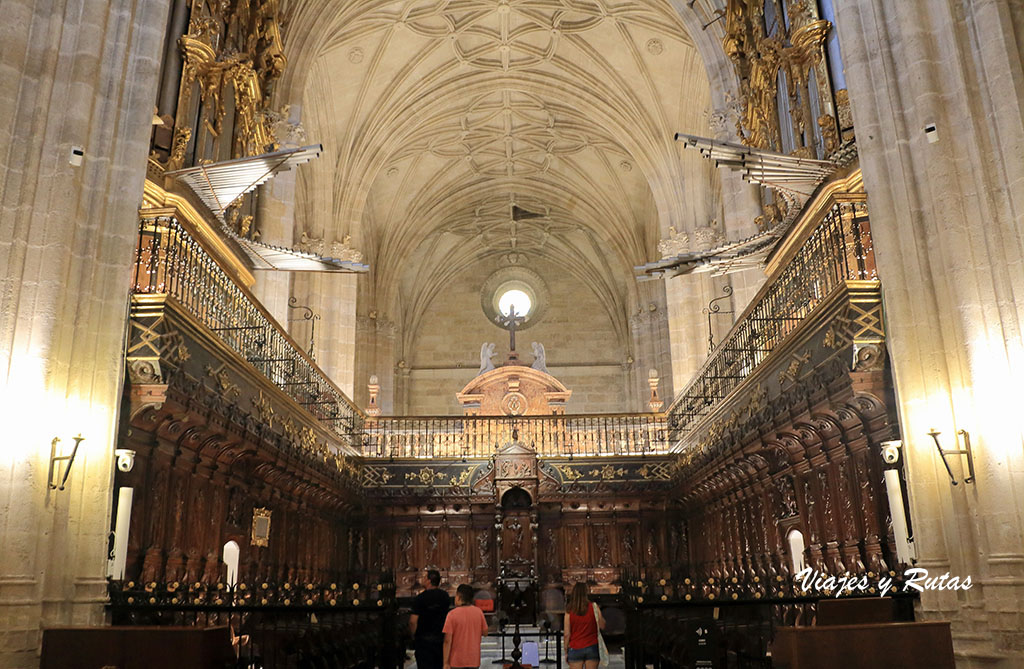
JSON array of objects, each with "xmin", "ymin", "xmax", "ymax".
[{"xmin": 567, "ymin": 644, "xmax": 600, "ymax": 662}]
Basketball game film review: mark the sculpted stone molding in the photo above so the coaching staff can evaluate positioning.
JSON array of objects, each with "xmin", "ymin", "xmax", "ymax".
[
  {"xmin": 295, "ymin": 232, "xmax": 364, "ymax": 263},
  {"xmin": 657, "ymin": 226, "xmax": 689, "ymax": 258}
]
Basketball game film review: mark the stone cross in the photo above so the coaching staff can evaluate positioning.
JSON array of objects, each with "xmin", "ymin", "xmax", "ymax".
[{"xmin": 496, "ymin": 304, "xmax": 526, "ymax": 352}]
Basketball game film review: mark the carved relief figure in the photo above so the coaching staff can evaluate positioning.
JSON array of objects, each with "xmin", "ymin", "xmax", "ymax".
[
  {"xmin": 837, "ymin": 467, "xmax": 857, "ymax": 540},
  {"xmin": 776, "ymin": 475, "xmax": 799, "ymax": 518},
  {"xmin": 477, "ymin": 529, "xmax": 491, "ymax": 568},
  {"xmin": 677, "ymin": 522, "xmax": 689, "ymax": 563},
  {"xmin": 545, "ymin": 527, "xmax": 558, "ymax": 566},
  {"xmin": 188, "ymin": 484, "xmax": 208, "ymax": 549},
  {"xmin": 646, "ymin": 532, "xmax": 660, "ymax": 565},
  {"xmin": 399, "ymin": 529, "xmax": 413, "ymax": 570},
  {"xmin": 506, "ymin": 518, "xmax": 524, "ymax": 558},
  {"xmin": 499, "ymin": 460, "xmax": 534, "ymax": 479},
  {"xmin": 570, "ymin": 527, "xmax": 584, "ymax": 566},
  {"xmin": 149, "ymin": 469, "xmax": 169, "ymax": 544},
  {"xmin": 451, "ymin": 531, "xmax": 466, "ymax": 569},
  {"xmin": 803, "ymin": 478, "xmax": 819, "ymax": 544},
  {"xmin": 595, "ymin": 526, "xmax": 611, "ymax": 567},
  {"xmin": 425, "ymin": 528, "xmax": 439, "ymax": 568},
  {"xmin": 377, "ymin": 536, "xmax": 390, "ymax": 570},
  {"xmin": 818, "ymin": 469, "xmax": 835, "ymax": 539},
  {"xmin": 855, "ymin": 457, "xmax": 878, "ymax": 537},
  {"xmin": 622, "ymin": 526, "xmax": 636, "ymax": 566},
  {"xmin": 227, "ymin": 486, "xmax": 244, "ymax": 527},
  {"xmin": 657, "ymin": 226, "xmax": 688, "ymax": 258},
  {"xmin": 354, "ymin": 530, "xmax": 365, "ymax": 571}
]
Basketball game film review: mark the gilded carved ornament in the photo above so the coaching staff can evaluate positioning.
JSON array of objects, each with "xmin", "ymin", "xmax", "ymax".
[
  {"xmin": 299, "ymin": 426, "xmax": 318, "ymax": 452},
  {"xmin": 722, "ymin": 1, "xmax": 835, "ymax": 156},
  {"xmin": 777, "ymin": 351, "xmax": 811, "ymax": 385},
  {"xmin": 588, "ymin": 464, "xmax": 627, "ymax": 480},
  {"xmin": 250, "ymin": 390, "xmax": 275, "ymax": 428},
  {"xmin": 165, "ymin": 0, "xmax": 288, "ymax": 171},
  {"xmin": 637, "ymin": 461, "xmax": 676, "ymax": 481},
  {"xmin": 553, "ymin": 464, "xmax": 582, "ymax": 481},
  {"xmin": 449, "ymin": 469, "xmax": 473, "ymax": 488},
  {"xmin": 281, "ymin": 416, "xmax": 299, "ymax": 442},
  {"xmin": 204, "ymin": 363, "xmax": 241, "ymax": 399},
  {"xmin": 405, "ymin": 467, "xmax": 446, "ymax": 486}
]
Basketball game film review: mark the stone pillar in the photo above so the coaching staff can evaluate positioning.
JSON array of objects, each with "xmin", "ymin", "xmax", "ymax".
[
  {"xmin": 252, "ymin": 105, "xmax": 306, "ymax": 327},
  {"xmin": 0, "ymin": 0, "xmax": 167, "ymax": 664},
  {"xmin": 662, "ymin": 94, "xmax": 767, "ymax": 395},
  {"xmin": 354, "ymin": 312, "xmax": 397, "ymax": 414},
  {"xmin": 393, "ymin": 364, "xmax": 412, "ymax": 415},
  {"xmin": 252, "ymin": 167, "xmax": 297, "ymax": 328},
  {"xmin": 628, "ymin": 292, "xmax": 672, "ymax": 412},
  {"xmin": 835, "ymin": 1, "xmax": 1024, "ymax": 663},
  {"xmin": 708, "ymin": 97, "xmax": 767, "ymax": 315},
  {"xmin": 291, "ymin": 257, "xmax": 360, "ymax": 397}
]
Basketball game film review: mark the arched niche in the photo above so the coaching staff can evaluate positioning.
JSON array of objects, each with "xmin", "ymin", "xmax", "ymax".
[{"xmin": 501, "ymin": 487, "xmax": 533, "ymax": 509}]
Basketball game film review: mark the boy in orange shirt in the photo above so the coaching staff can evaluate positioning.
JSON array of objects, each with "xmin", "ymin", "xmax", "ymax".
[{"xmin": 442, "ymin": 584, "xmax": 488, "ymax": 669}]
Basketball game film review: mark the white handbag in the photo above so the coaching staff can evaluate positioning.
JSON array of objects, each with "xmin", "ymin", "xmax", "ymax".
[{"xmin": 593, "ymin": 603, "xmax": 609, "ymax": 668}]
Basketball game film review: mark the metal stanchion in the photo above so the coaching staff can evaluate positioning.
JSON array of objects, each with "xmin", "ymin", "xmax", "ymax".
[
  {"xmin": 493, "ymin": 618, "xmax": 510, "ymax": 664},
  {"xmin": 540, "ymin": 620, "xmax": 557, "ymax": 664}
]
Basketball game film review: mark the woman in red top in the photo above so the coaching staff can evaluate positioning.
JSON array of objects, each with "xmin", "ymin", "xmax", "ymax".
[{"xmin": 563, "ymin": 582, "xmax": 605, "ymax": 669}]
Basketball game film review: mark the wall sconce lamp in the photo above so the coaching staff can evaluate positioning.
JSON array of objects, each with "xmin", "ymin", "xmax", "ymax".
[
  {"xmin": 115, "ymin": 448, "xmax": 136, "ymax": 473},
  {"xmin": 48, "ymin": 434, "xmax": 85, "ymax": 490},
  {"xmin": 927, "ymin": 428, "xmax": 975, "ymax": 485}
]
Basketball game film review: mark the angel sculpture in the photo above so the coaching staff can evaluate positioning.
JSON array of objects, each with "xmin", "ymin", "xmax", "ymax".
[
  {"xmin": 530, "ymin": 341, "xmax": 549, "ymax": 374},
  {"xmin": 479, "ymin": 342, "xmax": 496, "ymax": 375}
]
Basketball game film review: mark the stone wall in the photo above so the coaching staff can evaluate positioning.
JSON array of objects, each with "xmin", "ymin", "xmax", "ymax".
[
  {"xmin": 833, "ymin": 1, "xmax": 1024, "ymax": 665},
  {"xmin": 0, "ymin": 0, "xmax": 168, "ymax": 665},
  {"xmin": 403, "ymin": 257, "xmax": 630, "ymax": 415}
]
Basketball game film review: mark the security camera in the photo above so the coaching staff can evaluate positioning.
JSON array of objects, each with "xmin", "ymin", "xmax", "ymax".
[
  {"xmin": 880, "ymin": 440, "xmax": 902, "ymax": 465},
  {"xmin": 115, "ymin": 448, "xmax": 136, "ymax": 473}
]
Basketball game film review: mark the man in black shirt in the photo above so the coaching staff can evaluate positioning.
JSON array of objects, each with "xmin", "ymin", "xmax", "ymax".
[{"xmin": 410, "ymin": 569, "xmax": 450, "ymax": 669}]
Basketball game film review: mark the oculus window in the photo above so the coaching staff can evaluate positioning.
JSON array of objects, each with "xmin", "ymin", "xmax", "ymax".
[
  {"xmin": 498, "ymin": 289, "xmax": 532, "ymax": 317},
  {"xmin": 481, "ymin": 267, "xmax": 548, "ymax": 328}
]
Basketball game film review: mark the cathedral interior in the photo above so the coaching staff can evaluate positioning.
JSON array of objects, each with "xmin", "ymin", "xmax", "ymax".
[{"xmin": 3, "ymin": 0, "xmax": 1024, "ymax": 667}]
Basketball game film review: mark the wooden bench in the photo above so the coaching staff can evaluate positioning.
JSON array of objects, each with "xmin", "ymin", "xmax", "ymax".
[
  {"xmin": 41, "ymin": 626, "xmax": 235, "ymax": 669},
  {"xmin": 771, "ymin": 621, "xmax": 954, "ymax": 669}
]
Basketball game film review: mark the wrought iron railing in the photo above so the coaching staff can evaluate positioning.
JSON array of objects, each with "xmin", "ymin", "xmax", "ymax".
[
  {"xmin": 132, "ymin": 215, "xmax": 363, "ymax": 439},
  {"xmin": 108, "ymin": 576, "xmax": 399, "ymax": 669},
  {"xmin": 361, "ymin": 413, "xmax": 670, "ymax": 458},
  {"xmin": 667, "ymin": 200, "xmax": 874, "ymax": 435},
  {"xmin": 621, "ymin": 566, "xmax": 917, "ymax": 669}
]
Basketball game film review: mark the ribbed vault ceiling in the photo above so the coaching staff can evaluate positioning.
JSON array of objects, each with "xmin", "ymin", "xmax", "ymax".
[{"xmin": 282, "ymin": 0, "xmax": 716, "ymax": 345}]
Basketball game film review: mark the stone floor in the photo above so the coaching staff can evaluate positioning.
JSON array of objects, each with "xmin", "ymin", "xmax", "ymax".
[{"xmin": 403, "ymin": 626, "xmax": 626, "ymax": 669}]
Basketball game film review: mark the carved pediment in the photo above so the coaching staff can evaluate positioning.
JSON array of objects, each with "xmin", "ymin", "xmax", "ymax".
[
  {"xmin": 456, "ymin": 364, "xmax": 571, "ymax": 416},
  {"xmin": 497, "ymin": 441, "xmax": 537, "ymax": 456}
]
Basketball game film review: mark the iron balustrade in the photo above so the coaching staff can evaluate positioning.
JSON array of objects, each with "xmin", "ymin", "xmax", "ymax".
[
  {"xmin": 620, "ymin": 567, "xmax": 917, "ymax": 669},
  {"xmin": 667, "ymin": 200, "xmax": 874, "ymax": 436},
  {"xmin": 108, "ymin": 576, "xmax": 400, "ymax": 669},
  {"xmin": 132, "ymin": 215, "xmax": 364, "ymax": 440},
  {"xmin": 361, "ymin": 413, "xmax": 670, "ymax": 458}
]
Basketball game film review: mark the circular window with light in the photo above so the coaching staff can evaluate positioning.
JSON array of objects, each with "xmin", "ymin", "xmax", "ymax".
[
  {"xmin": 497, "ymin": 288, "xmax": 532, "ymax": 318},
  {"xmin": 480, "ymin": 268, "xmax": 548, "ymax": 329}
]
